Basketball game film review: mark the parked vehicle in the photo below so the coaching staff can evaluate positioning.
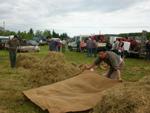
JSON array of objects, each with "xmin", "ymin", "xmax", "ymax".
[
  {"xmin": 109, "ymin": 36, "xmax": 146, "ymax": 58},
  {"xmin": 91, "ymin": 34, "xmax": 107, "ymax": 50},
  {"xmin": 27, "ymin": 40, "xmax": 39, "ymax": 46},
  {"xmin": 0, "ymin": 35, "xmax": 13, "ymax": 49},
  {"xmin": 33, "ymin": 37, "xmax": 47, "ymax": 45},
  {"xmin": 17, "ymin": 45, "xmax": 40, "ymax": 52},
  {"xmin": 17, "ymin": 40, "xmax": 40, "ymax": 52},
  {"xmin": 68, "ymin": 35, "xmax": 89, "ymax": 51}
]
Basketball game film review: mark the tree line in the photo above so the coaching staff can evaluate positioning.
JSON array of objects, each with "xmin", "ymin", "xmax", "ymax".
[
  {"xmin": 1, "ymin": 28, "xmax": 150, "ymax": 40},
  {"xmin": 118, "ymin": 31, "xmax": 150, "ymax": 39},
  {"xmin": 0, "ymin": 28, "xmax": 70, "ymax": 40}
]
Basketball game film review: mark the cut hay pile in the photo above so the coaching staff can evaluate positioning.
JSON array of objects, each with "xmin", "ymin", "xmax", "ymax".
[
  {"xmin": 17, "ymin": 53, "xmax": 150, "ymax": 113},
  {"xmin": 17, "ymin": 54, "xmax": 39, "ymax": 69},
  {"xmin": 93, "ymin": 75, "xmax": 150, "ymax": 113},
  {"xmin": 17, "ymin": 52, "xmax": 81, "ymax": 87}
]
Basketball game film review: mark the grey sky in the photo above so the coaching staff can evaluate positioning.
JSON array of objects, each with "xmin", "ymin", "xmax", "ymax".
[{"xmin": 0, "ymin": 0, "xmax": 150, "ymax": 36}]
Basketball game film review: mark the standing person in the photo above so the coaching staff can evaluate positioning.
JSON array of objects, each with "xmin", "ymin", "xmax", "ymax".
[
  {"xmin": 76, "ymin": 40, "xmax": 80, "ymax": 52},
  {"xmin": 7, "ymin": 35, "xmax": 20, "ymax": 68},
  {"xmin": 80, "ymin": 40, "xmax": 85, "ymax": 52},
  {"xmin": 112, "ymin": 40, "xmax": 119, "ymax": 54},
  {"xmin": 48, "ymin": 39, "xmax": 56, "ymax": 51},
  {"xmin": 145, "ymin": 40, "xmax": 150, "ymax": 60},
  {"xmin": 118, "ymin": 41, "xmax": 124, "ymax": 58},
  {"xmin": 86, "ymin": 38, "xmax": 93, "ymax": 57},
  {"xmin": 93, "ymin": 39, "xmax": 97, "ymax": 57},
  {"xmin": 57, "ymin": 40, "xmax": 61, "ymax": 52},
  {"xmin": 48, "ymin": 38, "xmax": 52, "ymax": 51},
  {"xmin": 106, "ymin": 41, "xmax": 112, "ymax": 51},
  {"xmin": 86, "ymin": 49, "xmax": 124, "ymax": 82}
]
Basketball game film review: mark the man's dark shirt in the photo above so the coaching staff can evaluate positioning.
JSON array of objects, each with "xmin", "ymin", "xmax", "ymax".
[
  {"xmin": 7, "ymin": 38, "xmax": 20, "ymax": 51},
  {"xmin": 94, "ymin": 51, "xmax": 121, "ymax": 70}
]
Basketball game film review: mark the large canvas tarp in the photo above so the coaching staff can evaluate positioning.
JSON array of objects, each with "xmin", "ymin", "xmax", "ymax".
[{"xmin": 23, "ymin": 70, "xmax": 120, "ymax": 113}]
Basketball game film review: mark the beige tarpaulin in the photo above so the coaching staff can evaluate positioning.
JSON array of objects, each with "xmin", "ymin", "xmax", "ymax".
[{"xmin": 23, "ymin": 70, "xmax": 120, "ymax": 113}]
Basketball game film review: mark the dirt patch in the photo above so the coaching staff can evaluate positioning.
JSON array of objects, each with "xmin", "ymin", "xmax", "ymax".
[
  {"xmin": 17, "ymin": 52, "xmax": 81, "ymax": 88},
  {"xmin": 93, "ymin": 75, "xmax": 150, "ymax": 113}
]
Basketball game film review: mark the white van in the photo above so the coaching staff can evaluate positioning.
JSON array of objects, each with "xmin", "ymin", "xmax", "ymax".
[{"xmin": 68, "ymin": 35, "xmax": 89, "ymax": 51}]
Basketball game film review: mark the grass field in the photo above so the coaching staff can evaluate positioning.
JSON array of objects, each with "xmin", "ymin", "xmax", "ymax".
[{"xmin": 0, "ymin": 46, "xmax": 150, "ymax": 113}]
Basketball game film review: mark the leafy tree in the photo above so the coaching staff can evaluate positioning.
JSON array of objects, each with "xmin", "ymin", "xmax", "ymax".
[
  {"xmin": 60, "ymin": 33, "xmax": 69, "ymax": 40},
  {"xmin": 0, "ymin": 30, "xmax": 16, "ymax": 36},
  {"xmin": 52, "ymin": 30, "xmax": 59, "ymax": 38},
  {"xmin": 29, "ymin": 28, "xmax": 34, "ymax": 35},
  {"xmin": 18, "ymin": 31, "xmax": 27, "ymax": 39},
  {"xmin": 43, "ymin": 30, "xmax": 51, "ymax": 38},
  {"xmin": 35, "ymin": 30, "xmax": 43, "ymax": 37}
]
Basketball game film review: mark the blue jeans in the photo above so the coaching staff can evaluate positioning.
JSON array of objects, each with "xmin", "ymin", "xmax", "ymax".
[{"xmin": 87, "ymin": 48, "xmax": 93, "ymax": 57}]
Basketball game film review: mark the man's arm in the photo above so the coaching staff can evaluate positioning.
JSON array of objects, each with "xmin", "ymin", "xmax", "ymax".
[
  {"xmin": 15, "ymin": 39, "xmax": 20, "ymax": 52},
  {"xmin": 6, "ymin": 39, "xmax": 12, "ymax": 50},
  {"xmin": 86, "ymin": 57, "xmax": 101, "ymax": 70},
  {"xmin": 86, "ymin": 63, "xmax": 95, "ymax": 70}
]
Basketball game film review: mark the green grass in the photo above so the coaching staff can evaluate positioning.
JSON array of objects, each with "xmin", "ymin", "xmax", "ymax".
[
  {"xmin": 0, "ymin": 45, "xmax": 150, "ymax": 113},
  {"xmin": 63, "ymin": 50, "xmax": 150, "ymax": 81}
]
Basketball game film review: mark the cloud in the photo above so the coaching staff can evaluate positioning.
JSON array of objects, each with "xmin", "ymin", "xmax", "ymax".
[
  {"xmin": 0, "ymin": 0, "xmax": 150, "ymax": 36},
  {"xmin": 80, "ymin": 0, "xmax": 145, "ymax": 12}
]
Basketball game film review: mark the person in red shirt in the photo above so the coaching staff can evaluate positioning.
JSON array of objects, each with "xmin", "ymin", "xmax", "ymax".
[{"xmin": 80, "ymin": 40, "xmax": 85, "ymax": 52}]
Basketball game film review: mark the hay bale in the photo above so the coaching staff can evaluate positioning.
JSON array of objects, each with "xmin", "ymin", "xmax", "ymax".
[
  {"xmin": 16, "ymin": 54, "xmax": 39, "ymax": 69},
  {"xmin": 17, "ymin": 52, "xmax": 81, "ymax": 87},
  {"xmin": 93, "ymin": 76, "xmax": 150, "ymax": 113}
]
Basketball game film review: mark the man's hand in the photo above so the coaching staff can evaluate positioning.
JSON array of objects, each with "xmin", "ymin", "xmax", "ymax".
[
  {"xmin": 85, "ymin": 65, "xmax": 94, "ymax": 71},
  {"xmin": 85, "ymin": 64, "xmax": 95, "ymax": 70},
  {"xmin": 85, "ymin": 65, "xmax": 91, "ymax": 70}
]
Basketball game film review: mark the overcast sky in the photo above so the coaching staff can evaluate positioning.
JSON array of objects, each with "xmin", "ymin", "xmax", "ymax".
[{"xmin": 0, "ymin": 0, "xmax": 150, "ymax": 36}]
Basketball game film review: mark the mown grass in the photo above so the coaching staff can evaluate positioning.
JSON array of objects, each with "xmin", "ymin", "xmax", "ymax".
[{"xmin": 0, "ymin": 45, "xmax": 150, "ymax": 113}]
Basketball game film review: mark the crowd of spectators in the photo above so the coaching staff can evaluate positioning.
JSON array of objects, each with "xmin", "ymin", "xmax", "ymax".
[
  {"xmin": 48, "ymin": 38, "xmax": 67, "ymax": 52},
  {"xmin": 47, "ymin": 36, "xmax": 150, "ymax": 60},
  {"xmin": 75, "ymin": 37, "xmax": 125, "ymax": 58}
]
